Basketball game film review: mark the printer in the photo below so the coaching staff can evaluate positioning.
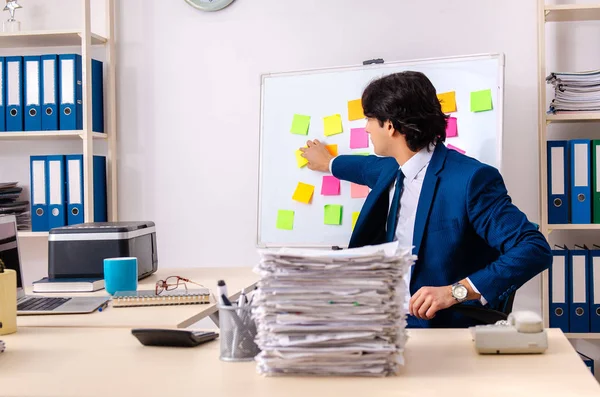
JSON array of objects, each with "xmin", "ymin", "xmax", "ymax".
[{"xmin": 48, "ymin": 221, "xmax": 158, "ymax": 280}]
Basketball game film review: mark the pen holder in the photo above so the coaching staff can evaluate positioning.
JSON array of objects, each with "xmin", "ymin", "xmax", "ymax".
[{"xmin": 218, "ymin": 304, "xmax": 260, "ymax": 362}]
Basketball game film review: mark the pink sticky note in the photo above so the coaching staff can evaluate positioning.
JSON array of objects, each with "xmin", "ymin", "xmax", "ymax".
[
  {"xmin": 321, "ymin": 176, "xmax": 341, "ymax": 196},
  {"xmin": 446, "ymin": 117, "xmax": 458, "ymax": 138},
  {"xmin": 351, "ymin": 183, "xmax": 369, "ymax": 198},
  {"xmin": 447, "ymin": 144, "xmax": 466, "ymax": 154},
  {"xmin": 350, "ymin": 128, "xmax": 369, "ymax": 149}
]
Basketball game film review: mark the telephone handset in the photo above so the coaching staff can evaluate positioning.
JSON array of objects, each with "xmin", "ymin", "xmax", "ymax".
[{"xmin": 471, "ymin": 310, "xmax": 548, "ymax": 354}]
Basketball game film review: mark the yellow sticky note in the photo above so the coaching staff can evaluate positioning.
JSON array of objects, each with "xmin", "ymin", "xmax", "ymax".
[
  {"xmin": 292, "ymin": 182, "xmax": 315, "ymax": 204},
  {"xmin": 347, "ymin": 99, "xmax": 364, "ymax": 121},
  {"xmin": 295, "ymin": 149, "xmax": 308, "ymax": 168},
  {"xmin": 352, "ymin": 212, "xmax": 360, "ymax": 230},
  {"xmin": 326, "ymin": 144, "xmax": 338, "ymax": 157},
  {"xmin": 324, "ymin": 114, "xmax": 343, "ymax": 136},
  {"xmin": 437, "ymin": 91, "xmax": 457, "ymax": 113}
]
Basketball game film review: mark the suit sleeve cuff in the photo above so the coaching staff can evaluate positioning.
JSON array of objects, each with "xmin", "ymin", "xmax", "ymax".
[
  {"xmin": 329, "ymin": 156, "xmax": 337, "ymax": 173},
  {"xmin": 466, "ymin": 277, "xmax": 488, "ymax": 306}
]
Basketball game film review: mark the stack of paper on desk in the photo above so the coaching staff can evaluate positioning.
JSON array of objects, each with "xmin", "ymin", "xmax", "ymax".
[
  {"xmin": 253, "ymin": 241, "xmax": 416, "ymax": 377},
  {"xmin": 547, "ymin": 70, "xmax": 600, "ymax": 112}
]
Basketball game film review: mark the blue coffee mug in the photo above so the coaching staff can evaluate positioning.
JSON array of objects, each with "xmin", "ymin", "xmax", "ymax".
[{"xmin": 104, "ymin": 257, "xmax": 138, "ymax": 295}]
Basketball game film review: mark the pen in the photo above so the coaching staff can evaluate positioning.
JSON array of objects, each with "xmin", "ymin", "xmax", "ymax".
[
  {"xmin": 217, "ymin": 280, "xmax": 230, "ymax": 306},
  {"xmin": 98, "ymin": 301, "xmax": 108, "ymax": 312}
]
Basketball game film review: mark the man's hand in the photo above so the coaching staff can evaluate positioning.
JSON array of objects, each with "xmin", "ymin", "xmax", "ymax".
[
  {"xmin": 409, "ymin": 286, "xmax": 457, "ymax": 320},
  {"xmin": 299, "ymin": 139, "xmax": 334, "ymax": 172}
]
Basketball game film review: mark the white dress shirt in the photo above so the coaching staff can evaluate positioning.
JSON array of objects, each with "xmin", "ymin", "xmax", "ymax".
[{"xmin": 330, "ymin": 148, "xmax": 487, "ymax": 310}]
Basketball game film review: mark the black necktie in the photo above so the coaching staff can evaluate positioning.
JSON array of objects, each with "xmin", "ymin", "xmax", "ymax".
[{"xmin": 386, "ymin": 170, "xmax": 404, "ymax": 242}]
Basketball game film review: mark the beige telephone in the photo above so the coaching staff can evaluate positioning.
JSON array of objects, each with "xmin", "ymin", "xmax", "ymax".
[{"xmin": 470, "ymin": 311, "xmax": 548, "ymax": 354}]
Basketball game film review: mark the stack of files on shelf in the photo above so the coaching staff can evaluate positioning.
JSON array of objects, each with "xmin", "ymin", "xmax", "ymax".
[
  {"xmin": 0, "ymin": 54, "xmax": 104, "ymax": 133},
  {"xmin": 253, "ymin": 241, "xmax": 416, "ymax": 377},
  {"xmin": 546, "ymin": 139, "xmax": 600, "ymax": 224},
  {"xmin": 0, "ymin": 182, "xmax": 29, "ymax": 230},
  {"xmin": 29, "ymin": 155, "xmax": 107, "ymax": 232},
  {"xmin": 549, "ymin": 244, "xmax": 600, "ymax": 334},
  {"xmin": 547, "ymin": 70, "xmax": 600, "ymax": 113}
]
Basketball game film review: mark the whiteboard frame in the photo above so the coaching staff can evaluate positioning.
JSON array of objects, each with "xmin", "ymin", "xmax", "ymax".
[{"xmin": 256, "ymin": 53, "xmax": 505, "ymax": 248}]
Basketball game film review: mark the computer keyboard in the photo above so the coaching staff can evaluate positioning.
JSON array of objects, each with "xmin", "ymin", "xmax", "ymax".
[{"xmin": 18, "ymin": 297, "xmax": 71, "ymax": 311}]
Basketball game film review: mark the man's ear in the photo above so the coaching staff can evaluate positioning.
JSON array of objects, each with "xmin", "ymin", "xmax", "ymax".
[{"xmin": 385, "ymin": 121, "xmax": 396, "ymax": 137}]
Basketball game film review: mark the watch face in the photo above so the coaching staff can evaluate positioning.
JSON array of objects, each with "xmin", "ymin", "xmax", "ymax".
[
  {"xmin": 454, "ymin": 284, "xmax": 468, "ymax": 300},
  {"xmin": 185, "ymin": 0, "xmax": 235, "ymax": 11}
]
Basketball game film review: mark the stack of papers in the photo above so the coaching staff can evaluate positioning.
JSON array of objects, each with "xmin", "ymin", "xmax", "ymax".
[
  {"xmin": 0, "ymin": 182, "xmax": 29, "ymax": 230},
  {"xmin": 253, "ymin": 241, "xmax": 416, "ymax": 377},
  {"xmin": 547, "ymin": 70, "xmax": 600, "ymax": 112}
]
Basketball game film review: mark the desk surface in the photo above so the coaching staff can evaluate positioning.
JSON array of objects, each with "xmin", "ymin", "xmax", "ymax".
[
  {"xmin": 17, "ymin": 267, "xmax": 258, "ymax": 329},
  {"xmin": 1, "ymin": 327, "xmax": 598, "ymax": 397}
]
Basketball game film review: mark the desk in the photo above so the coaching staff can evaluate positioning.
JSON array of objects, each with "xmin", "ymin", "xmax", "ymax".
[
  {"xmin": 1, "ymin": 328, "xmax": 598, "ymax": 397},
  {"xmin": 17, "ymin": 267, "xmax": 258, "ymax": 329}
]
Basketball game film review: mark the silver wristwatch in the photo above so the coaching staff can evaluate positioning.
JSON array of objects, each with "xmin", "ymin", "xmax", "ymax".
[{"xmin": 451, "ymin": 282, "xmax": 468, "ymax": 303}]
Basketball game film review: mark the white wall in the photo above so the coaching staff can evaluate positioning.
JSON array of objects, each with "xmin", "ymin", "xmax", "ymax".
[{"xmin": 4, "ymin": 0, "xmax": 542, "ymax": 313}]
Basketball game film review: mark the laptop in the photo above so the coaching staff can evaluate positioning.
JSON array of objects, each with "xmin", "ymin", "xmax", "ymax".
[{"xmin": 0, "ymin": 215, "xmax": 110, "ymax": 315}]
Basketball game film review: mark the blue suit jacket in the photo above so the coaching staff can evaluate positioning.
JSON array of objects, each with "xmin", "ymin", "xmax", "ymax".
[{"xmin": 332, "ymin": 144, "xmax": 552, "ymax": 328}]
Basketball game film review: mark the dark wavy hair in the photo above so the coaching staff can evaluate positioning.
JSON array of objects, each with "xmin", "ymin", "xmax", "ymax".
[{"xmin": 361, "ymin": 71, "xmax": 448, "ymax": 152}]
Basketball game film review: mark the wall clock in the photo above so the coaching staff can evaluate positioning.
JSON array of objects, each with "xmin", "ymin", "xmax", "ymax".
[{"xmin": 184, "ymin": 0, "xmax": 235, "ymax": 12}]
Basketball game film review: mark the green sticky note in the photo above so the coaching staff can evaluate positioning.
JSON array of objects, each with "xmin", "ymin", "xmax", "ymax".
[
  {"xmin": 353, "ymin": 152, "xmax": 370, "ymax": 156},
  {"xmin": 276, "ymin": 210, "xmax": 294, "ymax": 230},
  {"xmin": 470, "ymin": 89, "xmax": 493, "ymax": 112},
  {"xmin": 291, "ymin": 114, "xmax": 311, "ymax": 135},
  {"xmin": 324, "ymin": 204, "xmax": 342, "ymax": 225}
]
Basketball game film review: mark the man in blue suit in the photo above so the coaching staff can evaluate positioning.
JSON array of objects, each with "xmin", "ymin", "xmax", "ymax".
[{"xmin": 300, "ymin": 71, "xmax": 552, "ymax": 328}]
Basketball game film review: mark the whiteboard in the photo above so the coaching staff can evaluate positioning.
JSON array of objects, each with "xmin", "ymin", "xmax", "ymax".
[{"xmin": 257, "ymin": 53, "xmax": 505, "ymax": 248}]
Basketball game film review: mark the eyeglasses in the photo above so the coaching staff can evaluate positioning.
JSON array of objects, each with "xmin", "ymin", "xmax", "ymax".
[{"xmin": 155, "ymin": 276, "xmax": 205, "ymax": 295}]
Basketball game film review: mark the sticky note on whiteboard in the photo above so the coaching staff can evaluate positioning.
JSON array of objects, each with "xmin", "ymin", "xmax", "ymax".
[
  {"xmin": 324, "ymin": 114, "xmax": 343, "ymax": 136},
  {"xmin": 290, "ymin": 114, "xmax": 310, "ymax": 135},
  {"xmin": 321, "ymin": 176, "xmax": 341, "ymax": 196},
  {"xmin": 324, "ymin": 205, "xmax": 343, "ymax": 225},
  {"xmin": 352, "ymin": 211, "xmax": 360, "ymax": 230},
  {"xmin": 447, "ymin": 144, "xmax": 466, "ymax": 154},
  {"xmin": 347, "ymin": 99, "xmax": 364, "ymax": 121},
  {"xmin": 276, "ymin": 210, "xmax": 294, "ymax": 230},
  {"xmin": 295, "ymin": 149, "xmax": 308, "ymax": 168},
  {"xmin": 350, "ymin": 128, "xmax": 369, "ymax": 149},
  {"xmin": 326, "ymin": 144, "xmax": 338, "ymax": 156},
  {"xmin": 470, "ymin": 89, "xmax": 493, "ymax": 112},
  {"xmin": 292, "ymin": 182, "xmax": 315, "ymax": 204},
  {"xmin": 351, "ymin": 183, "xmax": 369, "ymax": 198},
  {"xmin": 437, "ymin": 91, "xmax": 457, "ymax": 113},
  {"xmin": 446, "ymin": 117, "xmax": 458, "ymax": 138}
]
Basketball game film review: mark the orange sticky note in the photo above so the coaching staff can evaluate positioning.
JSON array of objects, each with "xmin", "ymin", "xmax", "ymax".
[
  {"xmin": 352, "ymin": 211, "xmax": 360, "ymax": 230},
  {"xmin": 347, "ymin": 99, "xmax": 364, "ymax": 121},
  {"xmin": 351, "ymin": 183, "xmax": 369, "ymax": 198},
  {"xmin": 295, "ymin": 148, "xmax": 308, "ymax": 168},
  {"xmin": 326, "ymin": 144, "xmax": 338, "ymax": 157},
  {"xmin": 324, "ymin": 114, "xmax": 343, "ymax": 136},
  {"xmin": 292, "ymin": 182, "xmax": 315, "ymax": 204},
  {"xmin": 437, "ymin": 91, "xmax": 457, "ymax": 113}
]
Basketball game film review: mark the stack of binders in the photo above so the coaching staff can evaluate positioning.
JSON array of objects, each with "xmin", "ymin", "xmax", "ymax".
[
  {"xmin": 29, "ymin": 155, "xmax": 107, "ymax": 232},
  {"xmin": 253, "ymin": 241, "xmax": 415, "ymax": 376},
  {"xmin": 0, "ymin": 54, "xmax": 103, "ymax": 133},
  {"xmin": 547, "ymin": 140, "xmax": 600, "ymax": 224},
  {"xmin": 549, "ymin": 244, "xmax": 600, "ymax": 334}
]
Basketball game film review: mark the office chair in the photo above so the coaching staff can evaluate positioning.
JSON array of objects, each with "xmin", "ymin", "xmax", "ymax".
[{"xmin": 451, "ymin": 291, "xmax": 516, "ymax": 325}]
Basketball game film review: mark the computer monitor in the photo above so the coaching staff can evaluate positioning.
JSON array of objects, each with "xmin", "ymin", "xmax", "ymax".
[{"xmin": 0, "ymin": 215, "xmax": 23, "ymax": 295}]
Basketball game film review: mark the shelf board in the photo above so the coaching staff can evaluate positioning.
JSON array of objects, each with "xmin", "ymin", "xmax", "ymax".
[
  {"xmin": 18, "ymin": 231, "xmax": 48, "ymax": 238},
  {"xmin": 0, "ymin": 30, "xmax": 106, "ymax": 48},
  {"xmin": 547, "ymin": 224, "xmax": 600, "ymax": 231},
  {"xmin": 545, "ymin": 4, "xmax": 600, "ymax": 22},
  {"xmin": 0, "ymin": 131, "xmax": 107, "ymax": 140},
  {"xmin": 546, "ymin": 112, "xmax": 600, "ymax": 123},
  {"xmin": 565, "ymin": 333, "xmax": 600, "ymax": 339}
]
